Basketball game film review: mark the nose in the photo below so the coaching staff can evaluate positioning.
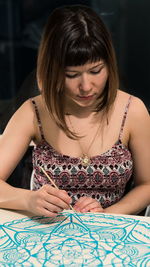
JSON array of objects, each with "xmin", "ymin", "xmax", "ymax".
[{"xmin": 79, "ymin": 74, "xmax": 92, "ymax": 94}]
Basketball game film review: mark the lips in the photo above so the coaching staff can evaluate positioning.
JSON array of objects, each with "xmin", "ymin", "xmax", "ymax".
[{"xmin": 77, "ymin": 95, "xmax": 94, "ymax": 100}]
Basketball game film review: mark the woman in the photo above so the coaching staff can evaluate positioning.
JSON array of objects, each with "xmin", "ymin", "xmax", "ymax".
[{"xmin": 0, "ymin": 5, "xmax": 150, "ymax": 217}]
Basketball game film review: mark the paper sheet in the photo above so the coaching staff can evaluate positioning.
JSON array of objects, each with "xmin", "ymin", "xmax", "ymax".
[{"xmin": 0, "ymin": 209, "xmax": 150, "ymax": 266}]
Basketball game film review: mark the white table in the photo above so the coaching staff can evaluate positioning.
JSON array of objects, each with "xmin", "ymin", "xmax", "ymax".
[{"xmin": 0, "ymin": 209, "xmax": 150, "ymax": 266}]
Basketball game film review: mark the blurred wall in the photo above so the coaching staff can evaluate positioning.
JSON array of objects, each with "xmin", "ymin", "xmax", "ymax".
[{"xmin": 126, "ymin": 0, "xmax": 150, "ymax": 106}]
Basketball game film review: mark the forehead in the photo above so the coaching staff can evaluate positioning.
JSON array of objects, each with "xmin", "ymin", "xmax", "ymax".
[{"xmin": 65, "ymin": 60, "xmax": 105, "ymax": 71}]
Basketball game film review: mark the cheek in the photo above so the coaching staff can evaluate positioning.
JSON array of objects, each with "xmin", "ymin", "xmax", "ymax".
[
  {"xmin": 98, "ymin": 72, "xmax": 108, "ymax": 87},
  {"xmin": 65, "ymin": 81, "xmax": 78, "ymax": 94}
]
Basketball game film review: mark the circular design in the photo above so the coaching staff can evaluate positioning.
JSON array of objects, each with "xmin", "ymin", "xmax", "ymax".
[
  {"xmin": 109, "ymin": 172, "xmax": 119, "ymax": 185},
  {"xmin": 77, "ymin": 171, "xmax": 86, "ymax": 184},
  {"xmin": 93, "ymin": 171, "xmax": 103, "ymax": 184},
  {"xmin": 1, "ymin": 213, "xmax": 149, "ymax": 266},
  {"xmin": 59, "ymin": 172, "xmax": 70, "ymax": 185}
]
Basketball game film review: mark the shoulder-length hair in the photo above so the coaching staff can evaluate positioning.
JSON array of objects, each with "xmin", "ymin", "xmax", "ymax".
[{"xmin": 37, "ymin": 5, "xmax": 119, "ymax": 138}]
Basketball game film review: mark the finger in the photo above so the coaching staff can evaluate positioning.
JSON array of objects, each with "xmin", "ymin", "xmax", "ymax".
[
  {"xmin": 74, "ymin": 197, "xmax": 94, "ymax": 211},
  {"xmin": 42, "ymin": 199, "xmax": 64, "ymax": 213},
  {"xmin": 44, "ymin": 195, "xmax": 70, "ymax": 211},
  {"xmin": 80, "ymin": 201, "xmax": 102, "ymax": 212},
  {"xmin": 90, "ymin": 207, "xmax": 104, "ymax": 213},
  {"xmin": 59, "ymin": 190, "xmax": 72, "ymax": 204},
  {"xmin": 42, "ymin": 185, "xmax": 71, "ymax": 204},
  {"xmin": 35, "ymin": 206, "xmax": 58, "ymax": 217},
  {"xmin": 74, "ymin": 196, "xmax": 88, "ymax": 206}
]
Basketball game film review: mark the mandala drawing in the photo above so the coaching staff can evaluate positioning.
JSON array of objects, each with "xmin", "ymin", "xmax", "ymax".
[{"xmin": 0, "ymin": 211, "xmax": 149, "ymax": 266}]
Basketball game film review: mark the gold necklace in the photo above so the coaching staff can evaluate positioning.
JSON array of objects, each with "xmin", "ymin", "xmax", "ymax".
[{"xmin": 68, "ymin": 115, "xmax": 101, "ymax": 167}]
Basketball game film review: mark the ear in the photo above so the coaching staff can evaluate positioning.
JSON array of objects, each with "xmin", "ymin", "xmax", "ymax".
[{"xmin": 37, "ymin": 76, "xmax": 42, "ymax": 92}]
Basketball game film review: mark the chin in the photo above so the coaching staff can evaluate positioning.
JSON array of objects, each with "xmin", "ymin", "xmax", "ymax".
[
  {"xmin": 75, "ymin": 101, "xmax": 95, "ymax": 109},
  {"xmin": 67, "ymin": 95, "xmax": 96, "ymax": 110}
]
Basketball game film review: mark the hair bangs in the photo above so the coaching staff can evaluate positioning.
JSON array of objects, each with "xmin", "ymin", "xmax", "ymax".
[{"xmin": 65, "ymin": 38, "xmax": 102, "ymax": 67}]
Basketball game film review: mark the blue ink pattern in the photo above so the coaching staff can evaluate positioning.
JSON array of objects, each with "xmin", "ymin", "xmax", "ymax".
[{"xmin": 0, "ymin": 212, "xmax": 150, "ymax": 266}]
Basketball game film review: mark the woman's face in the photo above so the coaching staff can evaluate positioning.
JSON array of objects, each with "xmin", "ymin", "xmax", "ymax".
[{"xmin": 65, "ymin": 60, "xmax": 108, "ymax": 109}]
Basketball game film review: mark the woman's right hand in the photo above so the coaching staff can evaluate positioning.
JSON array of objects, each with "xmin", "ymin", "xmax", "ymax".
[{"xmin": 26, "ymin": 185, "xmax": 71, "ymax": 217}]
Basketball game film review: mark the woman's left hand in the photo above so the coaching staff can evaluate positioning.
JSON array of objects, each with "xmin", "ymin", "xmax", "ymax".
[{"xmin": 73, "ymin": 196, "xmax": 104, "ymax": 213}]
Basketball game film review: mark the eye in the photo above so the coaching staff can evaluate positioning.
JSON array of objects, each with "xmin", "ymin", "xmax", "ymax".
[
  {"xmin": 90, "ymin": 67, "xmax": 103, "ymax": 75},
  {"xmin": 65, "ymin": 73, "xmax": 79, "ymax": 79}
]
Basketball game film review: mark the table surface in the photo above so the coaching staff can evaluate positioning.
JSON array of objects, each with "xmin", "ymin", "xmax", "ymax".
[{"xmin": 0, "ymin": 209, "xmax": 150, "ymax": 266}]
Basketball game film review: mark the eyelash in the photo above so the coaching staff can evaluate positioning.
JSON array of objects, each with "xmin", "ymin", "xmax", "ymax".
[
  {"xmin": 90, "ymin": 69, "xmax": 101, "ymax": 74},
  {"xmin": 65, "ymin": 74, "xmax": 78, "ymax": 78},
  {"xmin": 65, "ymin": 68, "xmax": 102, "ymax": 79}
]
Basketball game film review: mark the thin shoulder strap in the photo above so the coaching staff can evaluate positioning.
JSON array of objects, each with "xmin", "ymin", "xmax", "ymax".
[
  {"xmin": 119, "ymin": 95, "xmax": 132, "ymax": 140},
  {"xmin": 31, "ymin": 99, "xmax": 45, "ymax": 140}
]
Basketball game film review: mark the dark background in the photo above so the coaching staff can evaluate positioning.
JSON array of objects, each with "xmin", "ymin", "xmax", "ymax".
[{"xmin": 0, "ymin": 0, "xmax": 150, "ymax": 133}]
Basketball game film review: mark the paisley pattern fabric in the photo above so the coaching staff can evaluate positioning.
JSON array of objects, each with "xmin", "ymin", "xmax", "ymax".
[{"xmin": 31, "ymin": 96, "xmax": 133, "ymax": 208}]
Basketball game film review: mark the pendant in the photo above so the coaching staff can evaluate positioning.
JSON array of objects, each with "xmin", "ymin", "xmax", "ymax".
[{"xmin": 80, "ymin": 154, "xmax": 91, "ymax": 166}]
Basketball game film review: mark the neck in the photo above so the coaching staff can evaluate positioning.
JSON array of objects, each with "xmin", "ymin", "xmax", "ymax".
[{"xmin": 65, "ymin": 99, "xmax": 96, "ymax": 119}]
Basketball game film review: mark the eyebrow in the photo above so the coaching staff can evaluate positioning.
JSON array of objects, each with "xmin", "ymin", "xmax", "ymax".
[
  {"xmin": 65, "ymin": 62, "xmax": 104, "ymax": 72},
  {"xmin": 89, "ymin": 62, "xmax": 104, "ymax": 70}
]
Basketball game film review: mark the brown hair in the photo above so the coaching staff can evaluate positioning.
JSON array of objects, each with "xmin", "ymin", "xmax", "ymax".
[{"xmin": 37, "ymin": 5, "xmax": 119, "ymax": 138}]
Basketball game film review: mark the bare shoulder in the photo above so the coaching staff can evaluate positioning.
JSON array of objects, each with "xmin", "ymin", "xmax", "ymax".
[
  {"xmin": 128, "ymin": 95, "xmax": 149, "ymax": 121},
  {"xmin": 10, "ymin": 98, "xmax": 35, "ymax": 124},
  {"xmin": 2, "ymin": 96, "xmax": 41, "ymax": 140},
  {"xmin": 16, "ymin": 95, "xmax": 44, "ymax": 121},
  {"xmin": 117, "ymin": 90, "xmax": 149, "ymax": 119},
  {"xmin": 116, "ymin": 89, "xmax": 131, "ymax": 107},
  {"xmin": 31, "ymin": 94, "xmax": 46, "ymax": 113}
]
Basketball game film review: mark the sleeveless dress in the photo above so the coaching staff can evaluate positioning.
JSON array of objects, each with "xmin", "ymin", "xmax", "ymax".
[{"xmin": 31, "ymin": 96, "xmax": 133, "ymax": 208}]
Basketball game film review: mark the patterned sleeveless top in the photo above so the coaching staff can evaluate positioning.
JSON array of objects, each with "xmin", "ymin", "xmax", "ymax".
[{"xmin": 31, "ymin": 96, "xmax": 133, "ymax": 208}]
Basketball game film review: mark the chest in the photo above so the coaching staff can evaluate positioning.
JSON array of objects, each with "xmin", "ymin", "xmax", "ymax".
[
  {"xmin": 40, "ymin": 121, "xmax": 129, "ymax": 159},
  {"xmin": 34, "ymin": 99, "xmax": 130, "ymax": 158}
]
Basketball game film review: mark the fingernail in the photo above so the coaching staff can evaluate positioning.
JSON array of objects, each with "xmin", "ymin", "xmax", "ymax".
[
  {"xmin": 81, "ymin": 209, "xmax": 86, "ymax": 212},
  {"xmin": 75, "ymin": 208, "xmax": 79, "ymax": 212}
]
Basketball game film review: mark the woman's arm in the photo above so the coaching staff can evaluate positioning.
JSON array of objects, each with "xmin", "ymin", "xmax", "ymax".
[
  {"xmin": 105, "ymin": 97, "xmax": 150, "ymax": 215},
  {"xmin": 0, "ymin": 99, "xmax": 36, "ymax": 210},
  {"xmin": 0, "ymin": 99, "xmax": 71, "ymax": 215}
]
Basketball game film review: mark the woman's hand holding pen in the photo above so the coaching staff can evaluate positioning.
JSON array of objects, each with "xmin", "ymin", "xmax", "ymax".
[
  {"xmin": 73, "ymin": 196, "xmax": 104, "ymax": 213},
  {"xmin": 26, "ymin": 185, "xmax": 71, "ymax": 217}
]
